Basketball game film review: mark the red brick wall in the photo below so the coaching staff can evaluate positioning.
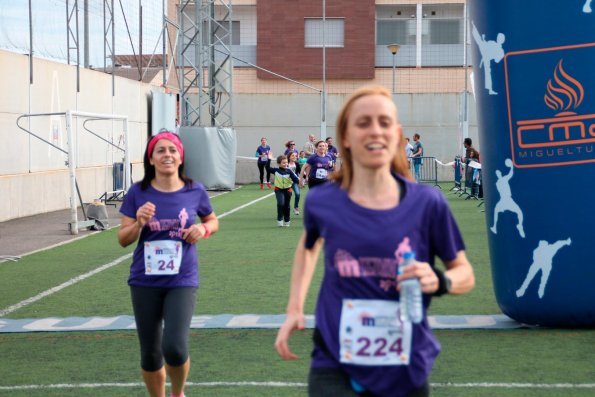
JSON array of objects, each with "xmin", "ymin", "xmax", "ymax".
[{"xmin": 256, "ymin": 0, "xmax": 375, "ymax": 80}]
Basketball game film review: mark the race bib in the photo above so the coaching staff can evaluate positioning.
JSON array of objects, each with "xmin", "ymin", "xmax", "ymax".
[
  {"xmin": 339, "ymin": 299, "xmax": 413, "ymax": 366},
  {"xmin": 315, "ymin": 168, "xmax": 328, "ymax": 179},
  {"xmin": 143, "ymin": 240, "xmax": 182, "ymax": 275}
]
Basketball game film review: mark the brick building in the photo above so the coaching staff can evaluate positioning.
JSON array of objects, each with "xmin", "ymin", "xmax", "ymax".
[{"xmin": 191, "ymin": 0, "xmax": 469, "ymax": 94}]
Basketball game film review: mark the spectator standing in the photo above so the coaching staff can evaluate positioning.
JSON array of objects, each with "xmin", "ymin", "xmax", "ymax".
[
  {"xmin": 463, "ymin": 138, "xmax": 482, "ymax": 198},
  {"xmin": 411, "ymin": 133, "xmax": 424, "ymax": 181},
  {"xmin": 118, "ymin": 131, "xmax": 219, "ymax": 397},
  {"xmin": 405, "ymin": 137, "xmax": 414, "ymax": 169},
  {"xmin": 303, "ymin": 134, "xmax": 317, "ymax": 158},
  {"xmin": 405, "ymin": 137, "xmax": 414, "ymax": 158},
  {"xmin": 255, "ymin": 137, "xmax": 273, "ymax": 189},
  {"xmin": 463, "ymin": 138, "xmax": 480, "ymax": 163}
]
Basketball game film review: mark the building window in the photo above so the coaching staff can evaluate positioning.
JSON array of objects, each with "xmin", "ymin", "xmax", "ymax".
[
  {"xmin": 201, "ymin": 21, "xmax": 240, "ymax": 45},
  {"xmin": 304, "ymin": 18, "xmax": 344, "ymax": 48},
  {"xmin": 376, "ymin": 19, "xmax": 415, "ymax": 46},
  {"xmin": 428, "ymin": 19, "xmax": 462, "ymax": 44}
]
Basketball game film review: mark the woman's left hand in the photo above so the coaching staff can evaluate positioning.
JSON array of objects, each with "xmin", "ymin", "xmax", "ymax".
[
  {"xmin": 181, "ymin": 224, "xmax": 206, "ymax": 244},
  {"xmin": 397, "ymin": 260, "xmax": 439, "ymax": 294}
]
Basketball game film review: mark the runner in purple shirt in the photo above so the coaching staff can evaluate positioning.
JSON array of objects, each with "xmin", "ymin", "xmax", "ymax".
[
  {"xmin": 118, "ymin": 131, "xmax": 219, "ymax": 397},
  {"xmin": 255, "ymin": 137, "xmax": 273, "ymax": 189},
  {"xmin": 275, "ymin": 86, "xmax": 475, "ymax": 397},
  {"xmin": 300, "ymin": 140, "xmax": 335, "ymax": 189}
]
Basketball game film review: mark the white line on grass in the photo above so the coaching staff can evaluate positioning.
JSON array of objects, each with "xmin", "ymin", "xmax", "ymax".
[
  {"xmin": 0, "ymin": 382, "xmax": 594, "ymax": 391},
  {"xmin": 0, "ymin": 191, "xmax": 274, "ymax": 317},
  {"xmin": 217, "ymin": 192, "xmax": 274, "ymax": 219},
  {"xmin": 0, "ymin": 253, "xmax": 132, "ymax": 317}
]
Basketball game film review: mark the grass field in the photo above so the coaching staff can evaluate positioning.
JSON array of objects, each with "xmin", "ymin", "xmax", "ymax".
[{"xmin": 0, "ymin": 184, "xmax": 593, "ymax": 397}]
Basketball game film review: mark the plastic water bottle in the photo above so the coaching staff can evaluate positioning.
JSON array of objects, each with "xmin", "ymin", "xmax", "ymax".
[{"xmin": 399, "ymin": 251, "xmax": 423, "ymax": 324}]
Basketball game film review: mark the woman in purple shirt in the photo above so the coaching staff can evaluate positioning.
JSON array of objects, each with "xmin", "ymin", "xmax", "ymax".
[
  {"xmin": 299, "ymin": 140, "xmax": 335, "ymax": 189},
  {"xmin": 119, "ymin": 131, "xmax": 219, "ymax": 397},
  {"xmin": 255, "ymin": 137, "xmax": 273, "ymax": 189},
  {"xmin": 275, "ymin": 86, "xmax": 475, "ymax": 397}
]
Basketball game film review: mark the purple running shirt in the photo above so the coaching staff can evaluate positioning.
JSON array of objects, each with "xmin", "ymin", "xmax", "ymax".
[
  {"xmin": 303, "ymin": 174, "xmax": 465, "ymax": 397},
  {"xmin": 120, "ymin": 181, "xmax": 213, "ymax": 288}
]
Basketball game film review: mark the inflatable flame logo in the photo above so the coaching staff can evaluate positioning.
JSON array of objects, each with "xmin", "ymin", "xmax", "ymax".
[{"xmin": 544, "ymin": 60, "xmax": 584, "ymax": 116}]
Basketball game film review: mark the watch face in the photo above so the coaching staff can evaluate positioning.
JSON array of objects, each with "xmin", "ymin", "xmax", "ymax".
[{"xmin": 446, "ymin": 276, "xmax": 453, "ymax": 292}]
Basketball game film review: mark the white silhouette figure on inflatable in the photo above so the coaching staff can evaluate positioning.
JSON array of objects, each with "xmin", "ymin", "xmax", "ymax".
[
  {"xmin": 471, "ymin": 22, "xmax": 505, "ymax": 95},
  {"xmin": 516, "ymin": 238, "xmax": 572, "ymax": 299},
  {"xmin": 490, "ymin": 159, "xmax": 525, "ymax": 238},
  {"xmin": 584, "ymin": 0, "xmax": 593, "ymax": 13}
]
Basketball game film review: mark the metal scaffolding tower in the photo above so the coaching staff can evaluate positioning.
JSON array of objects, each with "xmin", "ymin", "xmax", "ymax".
[
  {"xmin": 178, "ymin": 0, "xmax": 233, "ymax": 128},
  {"xmin": 103, "ymin": 0, "xmax": 115, "ymax": 96},
  {"xmin": 66, "ymin": 0, "xmax": 81, "ymax": 91}
]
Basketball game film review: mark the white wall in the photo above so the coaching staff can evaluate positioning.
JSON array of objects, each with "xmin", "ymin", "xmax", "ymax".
[{"xmin": 0, "ymin": 50, "xmax": 150, "ymax": 221}]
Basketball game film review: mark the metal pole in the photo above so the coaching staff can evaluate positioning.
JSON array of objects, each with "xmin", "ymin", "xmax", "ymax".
[
  {"xmin": 75, "ymin": 0, "xmax": 80, "ymax": 92},
  {"xmin": 84, "ymin": 0, "xmax": 89, "ymax": 68},
  {"xmin": 28, "ymin": 0, "xmax": 33, "ymax": 84},
  {"xmin": 139, "ymin": 0, "xmax": 143, "ymax": 79},
  {"xmin": 321, "ymin": 0, "xmax": 327, "ymax": 139},
  {"xmin": 66, "ymin": 110, "xmax": 79, "ymax": 235},
  {"xmin": 462, "ymin": 0, "xmax": 469, "ymax": 140},
  {"xmin": 111, "ymin": 0, "xmax": 115, "ymax": 96},
  {"xmin": 162, "ymin": 0, "xmax": 166, "ymax": 86},
  {"xmin": 392, "ymin": 53, "xmax": 396, "ymax": 94}
]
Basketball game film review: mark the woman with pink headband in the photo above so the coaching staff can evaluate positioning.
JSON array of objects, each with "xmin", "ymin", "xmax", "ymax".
[{"xmin": 118, "ymin": 131, "xmax": 219, "ymax": 397}]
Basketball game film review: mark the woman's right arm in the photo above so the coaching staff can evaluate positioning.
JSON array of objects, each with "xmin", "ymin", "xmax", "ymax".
[
  {"xmin": 275, "ymin": 232, "xmax": 322, "ymax": 360},
  {"xmin": 299, "ymin": 164, "xmax": 310, "ymax": 187},
  {"xmin": 118, "ymin": 201, "xmax": 155, "ymax": 247},
  {"xmin": 118, "ymin": 216, "xmax": 142, "ymax": 247}
]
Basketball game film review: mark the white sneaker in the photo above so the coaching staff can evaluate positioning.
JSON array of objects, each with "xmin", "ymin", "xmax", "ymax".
[
  {"xmin": 283, "ymin": 221, "xmax": 291, "ymax": 227},
  {"xmin": 277, "ymin": 220, "xmax": 283, "ymax": 227},
  {"xmin": 294, "ymin": 208, "xmax": 300, "ymax": 215}
]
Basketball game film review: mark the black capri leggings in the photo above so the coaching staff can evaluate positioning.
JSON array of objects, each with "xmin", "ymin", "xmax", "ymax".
[
  {"xmin": 130, "ymin": 286, "xmax": 197, "ymax": 371},
  {"xmin": 257, "ymin": 160, "xmax": 271, "ymax": 183}
]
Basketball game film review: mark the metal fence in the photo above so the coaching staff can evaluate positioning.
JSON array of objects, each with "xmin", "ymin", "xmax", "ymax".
[{"xmin": 412, "ymin": 156, "xmax": 440, "ymax": 187}]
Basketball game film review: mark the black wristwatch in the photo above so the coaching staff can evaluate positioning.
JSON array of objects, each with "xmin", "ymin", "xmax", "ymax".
[
  {"xmin": 433, "ymin": 268, "xmax": 452, "ymax": 296},
  {"xmin": 444, "ymin": 274, "xmax": 452, "ymax": 293}
]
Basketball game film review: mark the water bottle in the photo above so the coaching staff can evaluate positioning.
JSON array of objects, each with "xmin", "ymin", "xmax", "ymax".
[{"xmin": 399, "ymin": 251, "xmax": 423, "ymax": 324}]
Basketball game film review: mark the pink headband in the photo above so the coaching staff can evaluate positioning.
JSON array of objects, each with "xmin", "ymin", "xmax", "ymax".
[{"xmin": 147, "ymin": 132, "xmax": 184, "ymax": 163}]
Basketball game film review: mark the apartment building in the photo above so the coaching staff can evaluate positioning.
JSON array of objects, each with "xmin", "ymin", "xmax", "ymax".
[{"xmin": 203, "ymin": 0, "xmax": 469, "ymax": 94}]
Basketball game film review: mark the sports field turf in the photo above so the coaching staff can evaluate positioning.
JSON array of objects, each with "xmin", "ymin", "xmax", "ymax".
[{"xmin": 0, "ymin": 184, "xmax": 593, "ymax": 396}]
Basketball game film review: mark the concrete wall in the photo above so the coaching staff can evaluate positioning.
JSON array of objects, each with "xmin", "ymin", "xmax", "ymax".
[
  {"xmin": 232, "ymin": 91, "xmax": 478, "ymax": 184},
  {"xmin": 0, "ymin": 49, "xmax": 477, "ymax": 222},
  {"xmin": 0, "ymin": 50, "xmax": 150, "ymax": 222}
]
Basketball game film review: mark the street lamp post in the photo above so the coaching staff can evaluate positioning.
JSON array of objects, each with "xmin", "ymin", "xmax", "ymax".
[{"xmin": 387, "ymin": 43, "xmax": 400, "ymax": 94}]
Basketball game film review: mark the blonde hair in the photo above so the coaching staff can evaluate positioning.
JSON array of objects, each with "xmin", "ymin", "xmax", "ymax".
[{"xmin": 331, "ymin": 85, "xmax": 412, "ymax": 189}]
